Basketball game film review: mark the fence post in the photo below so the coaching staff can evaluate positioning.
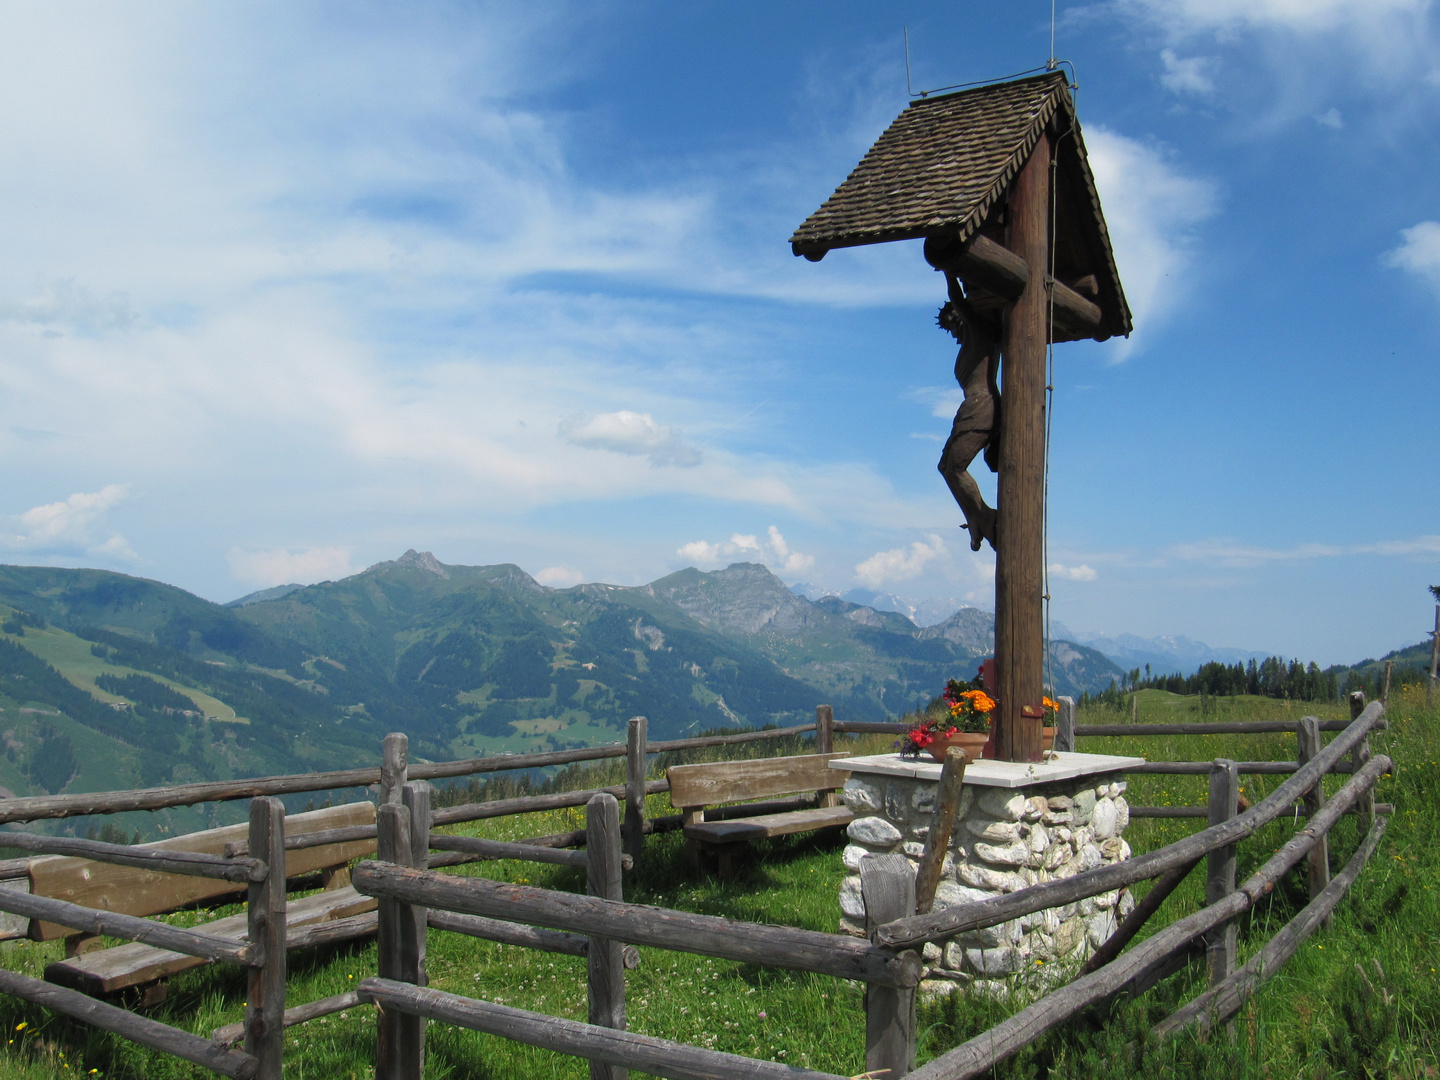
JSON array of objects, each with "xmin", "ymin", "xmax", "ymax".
[
  {"xmin": 862, "ymin": 853, "xmax": 917, "ymax": 1078},
  {"xmin": 400, "ymin": 781, "xmax": 431, "ymax": 1074},
  {"xmin": 1296, "ymin": 717, "xmax": 1330, "ymax": 928},
  {"xmin": 914, "ymin": 748, "xmax": 968, "ymax": 915},
  {"xmin": 586, "ymin": 792, "xmax": 627, "ymax": 1080},
  {"xmin": 816, "ymin": 705, "xmax": 838, "ymax": 807},
  {"xmin": 1347, "ymin": 691, "xmax": 1374, "ymax": 822},
  {"xmin": 245, "ymin": 796, "xmax": 286, "ymax": 1080},
  {"xmin": 623, "ymin": 717, "xmax": 647, "ymax": 869},
  {"xmin": 1205, "ymin": 759, "xmax": 1239, "ymax": 1019},
  {"xmin": 1054, "ymin": 696, "xmax": 1076, "ymax": 753},
  {"xmin": 1381, "ymin": 660, "xmax": 1393, "ymax": 708},
  {"xmin": 376, "ymin": 801, "xmax": 417, "ymax": 1080},
  {"xmin": 381, "ymin": 733, "xmax": 408, "ymax": 806}
]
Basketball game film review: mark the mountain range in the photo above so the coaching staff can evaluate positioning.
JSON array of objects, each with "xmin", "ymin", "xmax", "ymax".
[{"xmin": 0, "ymin": 553, "xmax": 1129, "ymax": 817}]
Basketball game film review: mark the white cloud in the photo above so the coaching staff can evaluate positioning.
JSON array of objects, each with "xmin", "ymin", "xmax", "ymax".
[
  {"xmin": 676, "ymin": 527, "xmax": 814, "ymax": 575},
  {"xmin": 766, "ymin": 526, "xmax": 815, "ymax": 575},
  {"xmin": 1315, "ymin": 108, "xmax": 1344, "ymax": 129},
  {"xmin": 1085, "ymin": 128, "xmax": 1219, "ymax": 359},
  {"xmin": 227, "ymin": 546, "xmax": 355, "ymax": 587},
  {"xmin": 1050, "ymin": 563, "xmax": 1099, "ymax": 581},
  {"xmin": 535, "ymin": 565, "xmax": 583, "ymax": 588},
  {"xmin": 558, "ymin": 410, "xmax": 702, "ymax": 468},
  {"xmin": 4, "ymin": 485, "xmax": 135, "ymax": 559},
  {"xmin": 854, "ymin": 535, "xmax": 945, "ymax": 589},
  {"xmin": 1159, "ymin": 50, "xmax": 1218, "ymax": 95},
  {"xmin": 1384, "ymin": 221, "xmax": 1440, "ymax": 294},
  {"xmin": 1119, "ymin": 0, "xmax": 1427, "ymax": 37}
]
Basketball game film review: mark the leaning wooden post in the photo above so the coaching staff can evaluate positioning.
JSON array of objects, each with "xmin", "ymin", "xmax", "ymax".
[
  {"xmin": 381, "ymin": 733, "xmax": 408, "ymax": 806},
  {"xmin": 245, "ymin": 796, "xmax": 286, "ymax": 1080},
  {"xmin": 914, "ymin": 749, "xmax": 968, "ymax": 915},
  {"xmin": 623, "ymin": 717, "xmax": 647, "ymax": 869},
  {"xmin": 1347, "ymin": 691, "xmax": 1372, "ymax": 819},
  {"xmin": 375, "ymin": 801, "xmax": 416, "ymax": 1080},
  {"xmin": 862, "ymin": 853, "xmax": 917, "ymax": 1078},
  {"xmin": 1428, "ymin": 604, "xmax": 1439, "ymax": 707},
  {"xmin": 1054, "ymin": 696, "xmax": 1076, "ymax": 753},
  {"xmin": 586, "ymin": 793, "xmax": 627, "ymax": 1080},
  {"xmin": 1296, "ymin": 717, "xmax": 1330, "ymax": 928},
  {"xmin": 399, "ymin": 781, "xmax": 431, "ymax": 1074},
  {"xmin": 1381, "ymin": 660, "xmax": 1393, "ymax": 708},
  {"xmin": 992, "ymin": 128, "xmax": 1051, "ymax": 765},
  {"xmin": 1205, "ymin": 760, "xmax": 1239, "ymax": 1005}
]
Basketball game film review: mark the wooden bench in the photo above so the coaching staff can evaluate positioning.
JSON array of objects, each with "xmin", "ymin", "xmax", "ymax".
[
  {"xmin": 667, "ymin": 753, "xmax": 854, "ymax": 874},
  {"xmin": 33, "ymin": 802, "xmax": 377, "ymax": 1002}
]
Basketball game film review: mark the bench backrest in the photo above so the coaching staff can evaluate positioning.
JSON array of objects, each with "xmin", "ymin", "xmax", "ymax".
[
  {"xmin": 667, "ymin": 753, "xmax": 852, "ymax": 811},
  {"xmin": 26, "ymin": 800, "xmax": 377, "ymax": 940}
]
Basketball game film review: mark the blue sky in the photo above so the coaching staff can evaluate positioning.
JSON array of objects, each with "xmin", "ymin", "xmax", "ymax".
[{"xmin": 0, "ymin": 1, "xmax": 1437, "ymax": 666}]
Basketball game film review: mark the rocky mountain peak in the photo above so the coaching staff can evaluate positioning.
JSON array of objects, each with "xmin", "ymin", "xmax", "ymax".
[
  {"xmin": 395, "ymin": 549, "xmax": 450, "ymax": 578},
  {"xmin": 651, "ymin": 562, "xmax": 817, "ymax": 636}
]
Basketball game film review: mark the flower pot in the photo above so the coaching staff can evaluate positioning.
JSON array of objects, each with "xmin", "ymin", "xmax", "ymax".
[
  {"xmin": 1043, "ymin": 726, "xmax": 1056, "ymax": 752},
  {"xmin": 925, "ymin": 731, "xmax": 989, "ymax": 763}
]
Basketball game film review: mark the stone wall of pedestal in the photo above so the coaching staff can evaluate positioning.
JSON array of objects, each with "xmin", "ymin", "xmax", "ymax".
[{"xmin": 838, "ymin": 771, "xmax": 1136, "ymax": 998}]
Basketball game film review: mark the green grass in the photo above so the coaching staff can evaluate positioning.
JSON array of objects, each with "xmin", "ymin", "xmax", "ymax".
[{"xmin": 0, "ymin": 687, "xmax": 1435, "ymax": 1079}]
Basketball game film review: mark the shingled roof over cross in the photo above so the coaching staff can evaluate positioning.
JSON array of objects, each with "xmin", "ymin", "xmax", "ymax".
[{"xmin": 790, "ymin": 71, "xmax": 1131, "ymax": 341}]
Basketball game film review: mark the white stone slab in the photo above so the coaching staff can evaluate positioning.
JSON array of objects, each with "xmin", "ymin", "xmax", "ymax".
[{"xmin": 829, "ymin": 751, "xmax": 1146, "ymax": 789}]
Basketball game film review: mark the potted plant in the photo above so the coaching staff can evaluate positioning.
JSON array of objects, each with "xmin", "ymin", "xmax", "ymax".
[{"xmin": 899, "ymin": 678, "xmax": 994, "ymax": 762}]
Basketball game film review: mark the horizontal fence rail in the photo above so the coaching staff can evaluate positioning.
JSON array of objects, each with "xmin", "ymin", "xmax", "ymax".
[
  {"xmin": 0, "ymin": 831, "xmax": 265, "ymax": 882},
  {"xmin": 352, "ymin": 860, "xmax": 919, "ymax": 988}
]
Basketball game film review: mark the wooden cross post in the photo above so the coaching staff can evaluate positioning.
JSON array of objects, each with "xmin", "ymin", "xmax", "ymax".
[{"xmin": 993, "ymin": 130, "xmax": 1050, "ymax": 763}]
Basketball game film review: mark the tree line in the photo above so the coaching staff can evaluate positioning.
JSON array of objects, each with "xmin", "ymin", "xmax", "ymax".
[{"xmin": 1077, "ymin": 655, "xmax": 1396, "ymax": 706}]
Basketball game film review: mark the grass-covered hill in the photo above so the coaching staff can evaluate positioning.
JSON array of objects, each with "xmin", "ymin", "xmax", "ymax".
[{"xmin": 0, "ymin": 553, "xmax": 1125, "ymax": 812}]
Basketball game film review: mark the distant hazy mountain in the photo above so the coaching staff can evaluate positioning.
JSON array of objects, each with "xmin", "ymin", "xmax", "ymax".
[
  {"xmin": 0, "ymin": 554, "xmax": 1127, "ymax": 813},
  {"xmin": 788, "ymin": 583, "xmax": 977, "ymax": 628},
  {"xmin": 1064, "ymin": 632, "xmax": 1274, "ymax": 677}
]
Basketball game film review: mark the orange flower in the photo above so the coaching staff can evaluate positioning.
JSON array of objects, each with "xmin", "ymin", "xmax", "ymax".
[{"xmin": 1043, "ymin": 696, "xmax": 1057, "ymax": 711}]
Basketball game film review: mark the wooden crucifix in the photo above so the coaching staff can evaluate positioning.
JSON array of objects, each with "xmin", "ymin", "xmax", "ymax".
[{"xmin": 791, "ymin": 72, "xmax": 1131, "ymax": 762}]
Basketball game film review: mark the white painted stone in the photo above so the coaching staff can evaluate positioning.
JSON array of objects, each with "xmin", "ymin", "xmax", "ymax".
[
  {"xmin": 966, "ymin": 818, "xmax": 1023, "ymax": 842},
  {"xmin": 842, "ymin": 779, "xmax": 882, "ymax": 814},
  {"xmin": 1072, "ymin": 788, "xmax": 1096, "ymax": 824},
  {"xmin": 1018, "ymin": 867, "xmax": 1039, "ymax": 888},
  {"xmin": 842, "ymin": 844, "xmax": 869, "ymax": 871},
  {"xmin": 1079, "ymin": 843, "xmax": 1104, "ymax": 872},
  {"xmin": 848, "ymin": 816, "xmax": 902, "ymax": 846},
  {"xmin": 885, "ymin": 784, "xmax": 908, "ymax": 822},
  {"xmin": 918, "ymin": 979, "xmax": 962, "ymax": 1003},
  {"xmin": 839, "ymin": 875, "xmax": 866, "ymax": 919},
  {"xmin": 1041, "ymin": 809, "xmax": 1072, "ymax": 825},
  {"xmin": 1115, "ymin": 796, "xmax": 1130, "ymax": 832},
  {"xmin": 1071, "ymin": 825, "xmax": 1095, "ymax": 850},
  {"xmin": 902, "ymin": 841, "xmax": 927, "ymax": 859},
  {"xmin": 1043, "ymin": 842, "xmax": 1071, "ymax": 871},
  {"xmin": 965, "ymin": 946, "xmax": 1027, "ymax": 974},
  {"xmin": 1093, "ymin": 889, "xmax": 1120, "ymax": 909},
  {"xmin": 1052, "ymin": 916, "xmax": 1084, "ymax": 956},
  {"xmin": 1100, "ymin": 837, "xmax": 1130, "ymax": 861},
  {"xmin": 922, "ymin": 942, "xmax": 942, "ymax": 963},
  {"xmin": 976, "ymin": 789, "xmax": 1028, "ymax": 821},
  {"xmin": 1087, "ymin": 909, "xmax": 1116, "ymax": 948},
  {"xmin": 974, "ymin": 840, "xmax": 1030, "ymax": 867},
  {"xmin": 911, "ymin": 785, "xmax": 936, "ymax": 813},
  {"xmin": 1109, "ymin": 781, "xmax": 1127, "ymax": 797},
  {"xmin": 953, "ymin": 921, "xmax": 1012, "ymax": 948},
  {"xmin": 957, "ymin": 863, "xmax": 1025, "ymax": 893},
  {"xmin": 1117, "ymin": 889, "xmax": 1135, "ymax": 918},
  {"xmin": 1046, "ymin": 794, "xmax": 1074, "ymax": 810},
  {"xmin": 1051, "ymin": 826, "xmax": 1073, "ymax": 844},
  {"xmin": 1053, "ymin": 855, "xmax": 1083, "ymax": 880},
  {"xmin": 1023, "ymin": 796, "xmax": 1047, "ymax": 822},
  {"xmin": 1079, "ymin": 896, "xmax": 1096, "ymax": 917},
  {"xmin": 1027, "ymin": 823, "xmax": 1049, "ymax": 853},
  {"xmin": 1091, "ymin": 798, "xmax": 1118, "ymax": 839},
  {"xmin": 934, "ymin": 880, "xmax": 1000, "ymax": 908}
]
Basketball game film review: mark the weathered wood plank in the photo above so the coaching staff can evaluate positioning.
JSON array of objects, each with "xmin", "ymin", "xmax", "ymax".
[
  {"xmin": 0, "ymin": 967, "xmax": 258, "ymax": 1078},
  {"xmin": 1205, "ymin": 761, "xmax": 1239, "ymax": 995},
  {"xmin": 0, "ymin": 888, "xmax": 253, "ymax": 966},
  {"xmin": 245, "ymin": 797, "xmax": 287, "ymax": 1080},
  {"xmin": 914, "ymin": 749, "xmax": 968, "ymax": 915},
  {"xmin": 431, "ymin": 780, "xmax": 670, "ymax": 828},
  {"xmin": 875, "ymin": 702, "xmax": 1386, "ymax": 948},
  {"xmin": 1075, "ymin": 720, "xmax": 1352, "ymax": 736},
  {"xmin": 1296, "ymin": 716, "xmax": 1330, "ymax": 924},
  {"xmin": 213, "ymin": 990, "xmax": 364, "ymax": 1046},
  {"xmin": 667, "ymin": 754, "xmax": 852, "ymax": 809},
  {"xmin": 381, "ymin": 733, "xmax": 408, "ymax": 806},
  {"xmin": 356, "ymin": 978, "xmax": 848, "ymax": 1080},
  {"xmin": 862, "ymin": 854, "xmax": 917, "ymax": 1078},
  {"xmin": 44, "ymin": 886, "xmax": 375, "ymax": 995},
  {"xmin": 682, "ymin": 806, "xmax": 853, "ymax": 844},
  {"xmin": 353, "ymin": 861, "xmax": 919, "ymax": 988},
  {"xmin": 1151, "ymin": 815, "xmax": 1389, "ymax": 1042},
  {"xmin": 398, "ymin": 782, "xmax": 429, "ymax": 1080},
  {"xmin": 1, "ymin": 832, "xmax": 263, "ymax": 884},
  {"xmin": 375, "ymin": 802, "xmax": 412, "ymax": 1080},
  {"xmin": 28, "ymin": 802, "xmax": 374, "ymax": 940},
  {"xmin": 428, "ymin": 909, "xmax": 588, "ymax": 956},
  {"xmin": 587, "ymin": 793, "xmax": 627, "ymax": 1080}
]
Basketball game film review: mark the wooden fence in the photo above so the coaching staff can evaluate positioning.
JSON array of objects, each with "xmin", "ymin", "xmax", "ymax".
[{"xmin": 0, "ymin": 698, "xmax": 1395, "ymax": 1078}]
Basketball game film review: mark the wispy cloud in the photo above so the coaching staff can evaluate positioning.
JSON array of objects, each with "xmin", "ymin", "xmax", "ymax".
[
  {"xmin": 1085, "ymin": 129, "xmax": 1219, "ymax": 359},
  {"xmin": 535, "ymin": 565, "xmax": 584, "ymax": 588},
  {"xmin": 1050, "ymin": 563, "xmax": 1099, "ymax": 581},
  {"xmin": 227, "ymin": 546, "xmax": 355, "ymax": 587},
  {"xmin": 1160, "ymin": 49, "xmax": 1218, "ymax": 95},
  {"xmin": 559, "ymin": 411, "xmax": 702, "ymax": 468},
  {"xmin": 1384, "ymin": 221, "xmax": 1440, "ymax": 296},
  {"xmin": 677, "ymin": 526, "xmax": 814, "ymax": 576}
]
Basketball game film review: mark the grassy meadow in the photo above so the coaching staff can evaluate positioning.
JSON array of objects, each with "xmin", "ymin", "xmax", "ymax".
[{"xmin": 0, "ymin": 684, "xmax": 1434, "ymax": 1079}]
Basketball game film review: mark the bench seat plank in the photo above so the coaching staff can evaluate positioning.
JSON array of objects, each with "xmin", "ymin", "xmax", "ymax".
[
  {"xmin": 27, "ymin": 802, "xmax": 376, "ymax": 941},
  {"xmin": 44, "ymin": 885, "xmax": 376, "ymax": 995},
  {"xmin": 683, "ymin": 806, "xmax": 854, "ymax": 844},
  {"xmin": 668, "ymin": 753, "xmax": 852, "ymax": 809}
]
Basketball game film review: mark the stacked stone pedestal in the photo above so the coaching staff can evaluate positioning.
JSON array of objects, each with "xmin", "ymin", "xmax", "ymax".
[{"xmin": 838, "ymin": 768, "xmax": 1136, "ymax": 999}]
